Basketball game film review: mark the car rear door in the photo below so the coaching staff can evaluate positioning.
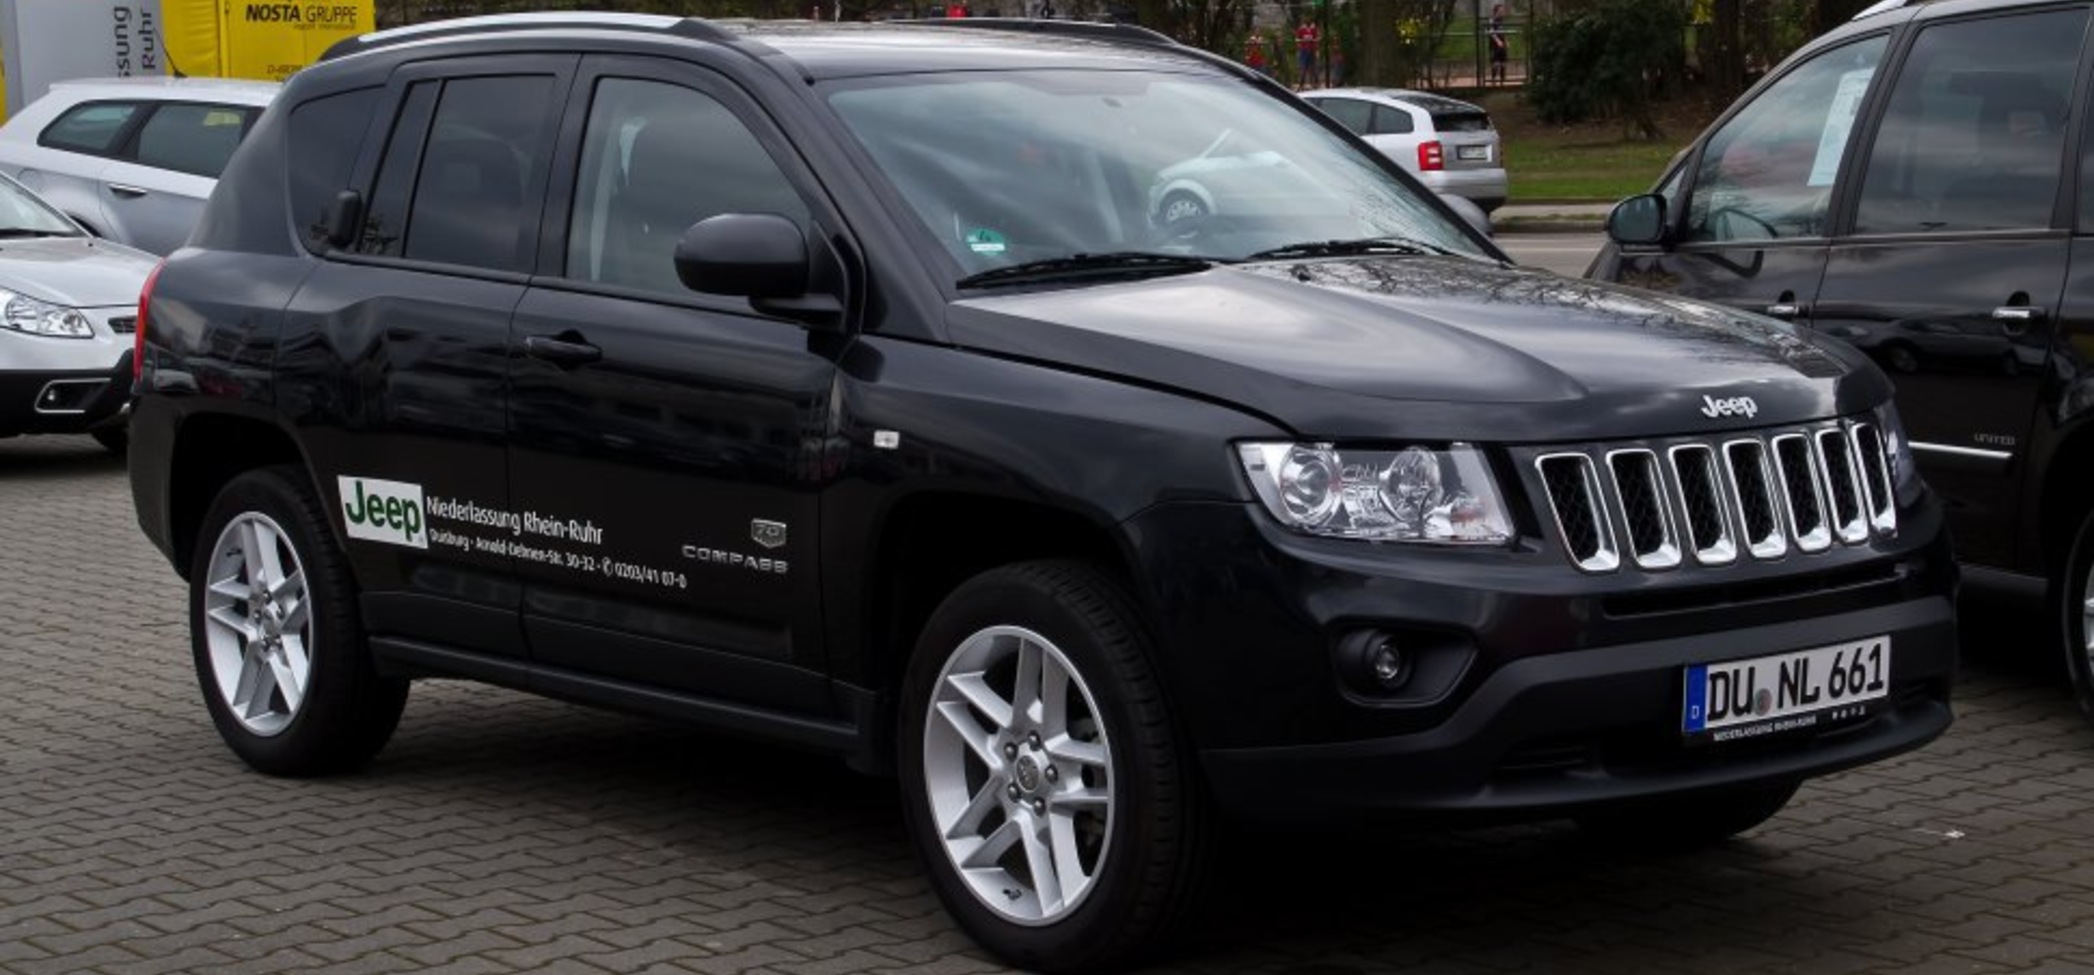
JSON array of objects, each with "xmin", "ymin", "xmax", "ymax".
[
  {"xmin": 97, "ymin": 101, "xmax": 259, "ymax": 254},
  {"xmin": 1810, "ymin": 4, "xmax": 2088, "ymax": 569}
]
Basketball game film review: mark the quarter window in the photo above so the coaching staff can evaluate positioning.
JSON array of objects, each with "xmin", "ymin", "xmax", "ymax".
[
  {"xmin": 566, "ymin": 77, "xmax": 809, "ymax": 295},
  {"xmin": 1684, "ymin": 35, "xmax": 1886, "ymax": 243},
  {"xmin": 288, "ymin": 88, "xmax": 381, "ymax": 252},
  {"xmin": 1315, "ymin": 98, "xmax": 1373, "ymax": 135},
  {"xmin": 1855, "ymin": 10, "xmax": 2087, "ymax": 235},
  {"xmin": 1370, "ymin": 106, "xmax": 1415, "ymax": 136}
]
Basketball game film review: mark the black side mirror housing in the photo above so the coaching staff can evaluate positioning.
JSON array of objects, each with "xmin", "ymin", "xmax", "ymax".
[
  {"xmin": 675, "ymin": 213, "xmax": 812, "ymax": 299},
  {"xmin": 1606, "ymin": 194, "xmax": 1668, "ymax": 246}
]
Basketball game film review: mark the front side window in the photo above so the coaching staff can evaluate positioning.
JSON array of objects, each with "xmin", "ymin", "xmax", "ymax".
[
  {"xmin": 566, "ymin": 77, "xmax": 810, "ymax": 294},
  {"xmin": 826, "ymin": 70, "xmax": 1487, "ymax": 276},
  {"xmin": 132, "ymin": 103, "xmax": 253, "ymax": 177},
  {"xmin": 1685, "ymin": 35, "xmax": 1887, "ymax": 243},
  {"xmin": 1855, "ymin": 9, "xmax": 2087, "ymax": 235},
  {"xmin": 40, "ymin": 102, "xmax": 139, "ymax": 154}
]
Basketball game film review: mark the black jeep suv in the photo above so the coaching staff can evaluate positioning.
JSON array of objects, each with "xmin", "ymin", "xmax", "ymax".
[{"xmin": 132, "ymin": 14, "xmax": 1958, "ymax": 971}]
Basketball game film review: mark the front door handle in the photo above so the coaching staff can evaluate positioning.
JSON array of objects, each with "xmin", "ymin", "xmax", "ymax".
[
  {"xmin": 1992, "ymin": 302, "xmax": 2045, "ymax": 337},
  {"xmin": 523, "ymin": 334, "xmax": 602, "ymax": 367},
  {"xmin": 107, "ymin": 183, "xmax": 149, "ymax": 199},
  {"xmin": 1764, "ymin": 301, "xmax": 1807, "ymax": 319}
]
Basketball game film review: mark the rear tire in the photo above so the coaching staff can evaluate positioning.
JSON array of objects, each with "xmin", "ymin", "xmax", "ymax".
[
  {"xmin": 189, "ymin": 466, "xmax": 407, "ymax": 776},
  {"xmin": 2061, "ymin": 510, "xmax": 2094, "ymax": 723},
  {"xmin": 1575, "ymin": 780, "xmax": 1799, "ymax": 852},
  {"xmin": 898, "ymin": 561, "xmax": 1207, "ymax": 974}
]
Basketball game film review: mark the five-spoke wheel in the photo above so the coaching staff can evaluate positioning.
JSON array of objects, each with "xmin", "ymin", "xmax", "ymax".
[{"xmin": 201, "ymin": 511, "xmax": 314, "ymax": 736}]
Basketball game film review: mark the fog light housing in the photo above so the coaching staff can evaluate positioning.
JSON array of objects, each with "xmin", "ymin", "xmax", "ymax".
[{"xmin": 1338, "ymin": 629, "xmax": 1412, "ymax": 693}]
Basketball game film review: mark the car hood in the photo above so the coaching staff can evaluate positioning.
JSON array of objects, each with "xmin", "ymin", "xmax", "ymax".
[
  {"xmin": 947, "ymin": 256, "xmax": 1889, "ymax": 442},
  {"xmin": 0, "ymin": 236, "xmax": 157, "ymax": 308}
]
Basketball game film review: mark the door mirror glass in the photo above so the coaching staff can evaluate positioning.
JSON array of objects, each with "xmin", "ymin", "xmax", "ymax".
[
  {"xmin": 674, "ymin": 213, "xmax": 810, "ymax": 299},
  {"xmin": 1606, "ymin": 194, "xmax": 1667, "ymax": 245}
]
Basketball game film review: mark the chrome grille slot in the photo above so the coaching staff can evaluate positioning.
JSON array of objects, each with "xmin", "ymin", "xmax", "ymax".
[
  {"xmin": 1772, "ymin": 434, "xmax": 1832, "ymax": 552},
  {"xmin": 1723, "ymin": 440, "xmax": 1788, "ymax": 560},
  {"xmin": 1850, "ymin": 423, "xmax": 1897, "ymax": 535},
  {"xmin": 1815, "ymin": 428, "xmax": 1870, "ymax": 544},
  {"xmin": 1537, "ymin": 453, "xmax": 1619, "ymax": 572},
  {"xmin": 1669, "ymin": 445, "xmax": 1735, "ymax": 565},
  {"xmin": 1606, "ymin": 449, "xmax": 1680, "ymax": 569}
]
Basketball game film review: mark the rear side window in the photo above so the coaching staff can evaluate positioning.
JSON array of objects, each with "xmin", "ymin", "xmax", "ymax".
[
  {"xmin": 1371, "ymin": 106, "xmax": 1416, "ymax": 136},
  {"xmin": 40, "ymin": 102, "xmax": 140, "ymax": 153},
  {"xmin": 1314, "ymin": 98, "xmax": 1373, "ymax": 135},
  {"xmin": 132, "ymin": 103, "xmax": 253, "ymax": 177},
  {"xmin": 288, "ymin": 87, "xmax": 380, "ymax": 252},
  {"xmin": 403, "ymin": 75, "xmax": 556, "ymax": 271}
]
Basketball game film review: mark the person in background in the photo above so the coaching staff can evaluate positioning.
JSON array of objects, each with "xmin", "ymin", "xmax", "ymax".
[
  {"xmin": 1487, "ymin": 4, "xmax": 1509, "ymax": 84},
  {"xmin": 1295, "ymin": 19, "xmax": 1320, "ymax": 90},
  {"xmin": 1245, "ymin": 31, "xmax": 1270, "ymax": 75}
]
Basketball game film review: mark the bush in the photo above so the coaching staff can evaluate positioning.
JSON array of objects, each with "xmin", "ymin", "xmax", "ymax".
[{"xmin": 1526, "ymin": 0, "xmax": 1687, "ymax": 138}]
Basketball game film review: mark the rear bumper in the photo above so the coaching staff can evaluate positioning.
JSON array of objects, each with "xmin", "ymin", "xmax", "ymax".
[{"xmin": 1420, "ymin": 168, "xmax": 1509, "ymax": 211}]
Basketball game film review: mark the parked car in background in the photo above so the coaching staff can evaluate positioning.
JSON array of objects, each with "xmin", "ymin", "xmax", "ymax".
[
  {"xmin": 1303, "ymin": 87, "xmax": 1508, "ymax": 213},
  {"xmin": 0, "ymin": 77, "xmax": 279, "ymax": 255},
  {"xmin": 0, "ymin": 170, "xmax": 157, "ymax": 452},
  {"xmin": 1585, "ymin": 0, "xmax": 2094, "ymax": 722}
]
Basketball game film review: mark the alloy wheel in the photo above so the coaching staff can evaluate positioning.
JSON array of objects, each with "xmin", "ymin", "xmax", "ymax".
[{"xmin": 200, "ymin": 512, "xmax": 313, "ymax": 737}]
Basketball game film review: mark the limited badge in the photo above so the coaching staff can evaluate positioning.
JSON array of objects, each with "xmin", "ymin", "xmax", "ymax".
[
  {"xmin": 751, "ymin": 519, "xmax": 788, "ymax": 550},
  {"xmin": 964, "ymin": 228, "xmax": 1007, "ymax": 255}
]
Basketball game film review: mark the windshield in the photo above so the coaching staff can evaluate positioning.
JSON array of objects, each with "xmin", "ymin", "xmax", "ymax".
[
  {"xmin": 825, "ymin": 70, "xmax": 1490, "ymax": 280},
  {"xmin": 0, "ymin": 176, "xmax": 81, "ymax": 238}
]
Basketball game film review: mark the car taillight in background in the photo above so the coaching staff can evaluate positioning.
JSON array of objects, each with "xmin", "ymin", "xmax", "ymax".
[
  {"xmin": 1418, "ymin": 141, "xmax": 1444, "ymax": 172},
  {"xmin": 134, "ymin": 260, "xmax": 165, "ymax": 384}
]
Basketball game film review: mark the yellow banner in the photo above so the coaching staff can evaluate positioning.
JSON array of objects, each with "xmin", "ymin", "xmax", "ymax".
[{"xmin": 165, "ymin": 1, "xmax": 372, "ymax": 82}]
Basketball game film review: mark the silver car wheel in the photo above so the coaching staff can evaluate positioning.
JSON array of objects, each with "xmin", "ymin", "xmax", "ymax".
[
  {"xmin": 200, "ymin": 512, "xmax": 313, "ymax": 737},
  {"xmin": 2082, "ymin": 555, "xmax": 2094, "ymax": 677},
  {"xmin": 923, "ymin": 624, "xmax": 1115, "ymax": 926}
]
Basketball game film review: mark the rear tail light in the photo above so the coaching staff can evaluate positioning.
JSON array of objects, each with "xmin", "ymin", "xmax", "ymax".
[
  {"xmin": 1417, "ymin": 140, "xmax": 1444, "ymax": 171},
  {"xmin": 133, "ymin": 259, "xmax": 165, "ymax": 384}
]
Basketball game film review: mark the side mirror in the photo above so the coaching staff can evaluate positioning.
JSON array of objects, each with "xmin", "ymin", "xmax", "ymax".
[
  {"xmin": 322, "ymin": 190, "xmax": 363, "ymax": 250},
  {"xmin": 674, "ymin": 213, "xmax": 842, "ymax": 328},
  {"xmin": 1606, "ymin": 194, "xmax": 1668, "ymax": 246},
  {"xmin": 675, "ymin": 213, "xmax": 811, "ymax": 298},
  {"xmin": 1436, "ymin": 193, "xmax": 1492, "ymax": 239}
]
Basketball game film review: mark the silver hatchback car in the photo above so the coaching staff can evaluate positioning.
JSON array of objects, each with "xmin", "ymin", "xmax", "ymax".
[
  {"xmin": 0, "ymin": 77, "xmax": 279, "ymax": 255},
  {"xmin": 1304, "ymin": 87, "xmax": 1509, "ymax": 213}
]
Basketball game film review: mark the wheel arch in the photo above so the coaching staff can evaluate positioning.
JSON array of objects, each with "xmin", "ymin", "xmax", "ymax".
[{"xmin": 166, "ymin": 413, "xmax": 306, "ymax": 577}]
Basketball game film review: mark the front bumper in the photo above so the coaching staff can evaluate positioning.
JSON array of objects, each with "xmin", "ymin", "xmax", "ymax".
[
  {"xmin": 0, "ymin": 353, "xmax": 133, "ymax": 437},
  {"xmin": 1124, "ymin": 497, "xmax": 1957, "ymax": 824}
]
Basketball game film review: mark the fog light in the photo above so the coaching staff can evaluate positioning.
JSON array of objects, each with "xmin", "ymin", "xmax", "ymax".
[{"xmin": 1337, "ymin": 629, "xmax": 1414, "ymax": 694}]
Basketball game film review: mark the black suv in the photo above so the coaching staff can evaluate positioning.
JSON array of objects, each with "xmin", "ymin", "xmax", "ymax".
[
  {"xmin": 133, "ymin": 14, "xmax": 1957, "ymax": 971},
  {"xmin": 1588, "ymin": 0, "xmax": 2094, "ymax": 717}
]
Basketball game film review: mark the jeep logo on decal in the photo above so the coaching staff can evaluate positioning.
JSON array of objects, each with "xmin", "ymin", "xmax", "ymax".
[
  {"xmin": 339, "ymin": 476, "xmax": 428, "ymax": 549},
  {"xmin": 751, "ymin": 519, "xmax": 788, "ymax": 550},
  {"xmin": 1700, "ymin": 394, "xmax": 1759, "ymax": 420}
]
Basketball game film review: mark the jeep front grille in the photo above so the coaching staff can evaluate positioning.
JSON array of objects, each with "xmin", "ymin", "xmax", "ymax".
[{"xmin": 1535, "ymin": 418, "xmax": 1897, "ymax": 573}]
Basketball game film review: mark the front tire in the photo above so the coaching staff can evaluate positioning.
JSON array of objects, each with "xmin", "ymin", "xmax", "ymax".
[
  {"xmin": 2061, "ymin": 510, "xmax": 2094, "ymax": 723},
  {"xmin": 1576, "ymin": 780, "xmax": 1799, "ymax": 851},
  {"xmin": 899, "ymin": 561, "xmax": 1206, "ymax": 973},
  {"xmin": 190, "ymin": 466, "xmax": 407, "ymax": 776}
]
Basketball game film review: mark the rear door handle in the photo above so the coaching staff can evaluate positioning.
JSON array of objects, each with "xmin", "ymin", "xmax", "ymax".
[
  {"xmin": 523, "ymin": 334, "xmax": 602, "ymax": 367},
  {"xmin": 107, "ymin": 183, "xmax": 149, "ymax": 199}
]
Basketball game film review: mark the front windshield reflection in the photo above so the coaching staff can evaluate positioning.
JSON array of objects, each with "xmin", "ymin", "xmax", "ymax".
[
  {"xmin": 0, "ymin": 176, "xmax": 82, "ymax": 238},
  {"xmin": 825, "ymin": 70, "xmax": 1489, "ymax": 278}
]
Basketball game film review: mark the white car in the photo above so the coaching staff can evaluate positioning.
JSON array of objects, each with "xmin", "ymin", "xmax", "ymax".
[
  {"xmin": 0, "ymin": 77, "xmax": 279, "ymax": 255},
  {"xmin": 1304, "ymin": 87, "xmax": 1508, "ymax": 213},
  {"xmin": 0, "ymin": 170, "xmax": 158, "ymax": 451}
]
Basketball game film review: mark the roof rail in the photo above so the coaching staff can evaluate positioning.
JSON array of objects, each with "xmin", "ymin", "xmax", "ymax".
[
  {"xmin": 1850, "ymin": 0, "xmax": 1928, "ymax": 20},
  {"xmin": 903, "ymin": 17, "xmax": 1180, "ymax": 48},
  {"xmin": 319, "ymin": 11, "xmax": 734, "ymax": 63}
]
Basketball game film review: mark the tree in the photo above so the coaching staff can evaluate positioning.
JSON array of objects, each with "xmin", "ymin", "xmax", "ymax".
[{"xmin": 1526, "ymin": 0, "xmax": 1687, "ymax": 138}]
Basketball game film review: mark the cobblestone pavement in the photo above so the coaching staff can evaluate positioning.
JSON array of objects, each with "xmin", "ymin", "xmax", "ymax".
[{"xmin": 4, "ymin": 434, "xmax": 2093, "ymax": 975}]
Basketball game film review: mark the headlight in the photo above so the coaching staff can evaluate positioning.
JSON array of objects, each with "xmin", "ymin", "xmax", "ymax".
[
  {"xmin": 0, "ymin": 289, "xmax": 94, "ymax": 339},
  {"xmin": 1237, "ymin": 442, "xmax": 1515, "ymax": 544},
  {"xmin": 1877, "ymin": 402, "xmax": 1921, "ymax": 507}
]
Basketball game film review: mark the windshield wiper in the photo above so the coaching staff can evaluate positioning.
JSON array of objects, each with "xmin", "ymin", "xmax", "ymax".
[
  {"xmin": 1243, "ymin": 237, "xmax": 1454, "ymax": 262},
  {"xmin": 956, "ymin": 252, "xmax": 1216, "ymax": 289}
]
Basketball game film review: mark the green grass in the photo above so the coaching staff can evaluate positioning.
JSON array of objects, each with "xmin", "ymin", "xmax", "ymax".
[{"xmin": 1501, "ymin": 137, "xmax": 1683, "ymax": 202}]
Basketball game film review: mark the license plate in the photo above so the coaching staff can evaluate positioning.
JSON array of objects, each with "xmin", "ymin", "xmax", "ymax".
[
  {"xmin": 1456, "ymin": 144, "xmax": 1490, "ymax": 161},
  {"xmin": 1682, "ymin": 636, "xmax": 1890, "ymax": 742}
]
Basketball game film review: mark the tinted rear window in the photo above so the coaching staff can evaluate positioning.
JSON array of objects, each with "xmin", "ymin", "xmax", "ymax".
[
  {"xmin": 40, "ymin": 102, "xmax": 140, "ymax": 153},
  {"xmin": 1431, "ymin": 112, "xmax": 1493, "ymax": 133},
  {"xmin": 133, "ymin": 103, "xmax": 253, "ymax": 177}
]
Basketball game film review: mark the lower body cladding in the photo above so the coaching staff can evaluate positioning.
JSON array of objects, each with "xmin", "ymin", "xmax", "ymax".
[
  {"xmin": 0, "ymin": 358, "xmax": 132, "ymax": 437},
  {"xmin": 1123, "ymin": 500, "xmax": 1958, "ymax": 825}
]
